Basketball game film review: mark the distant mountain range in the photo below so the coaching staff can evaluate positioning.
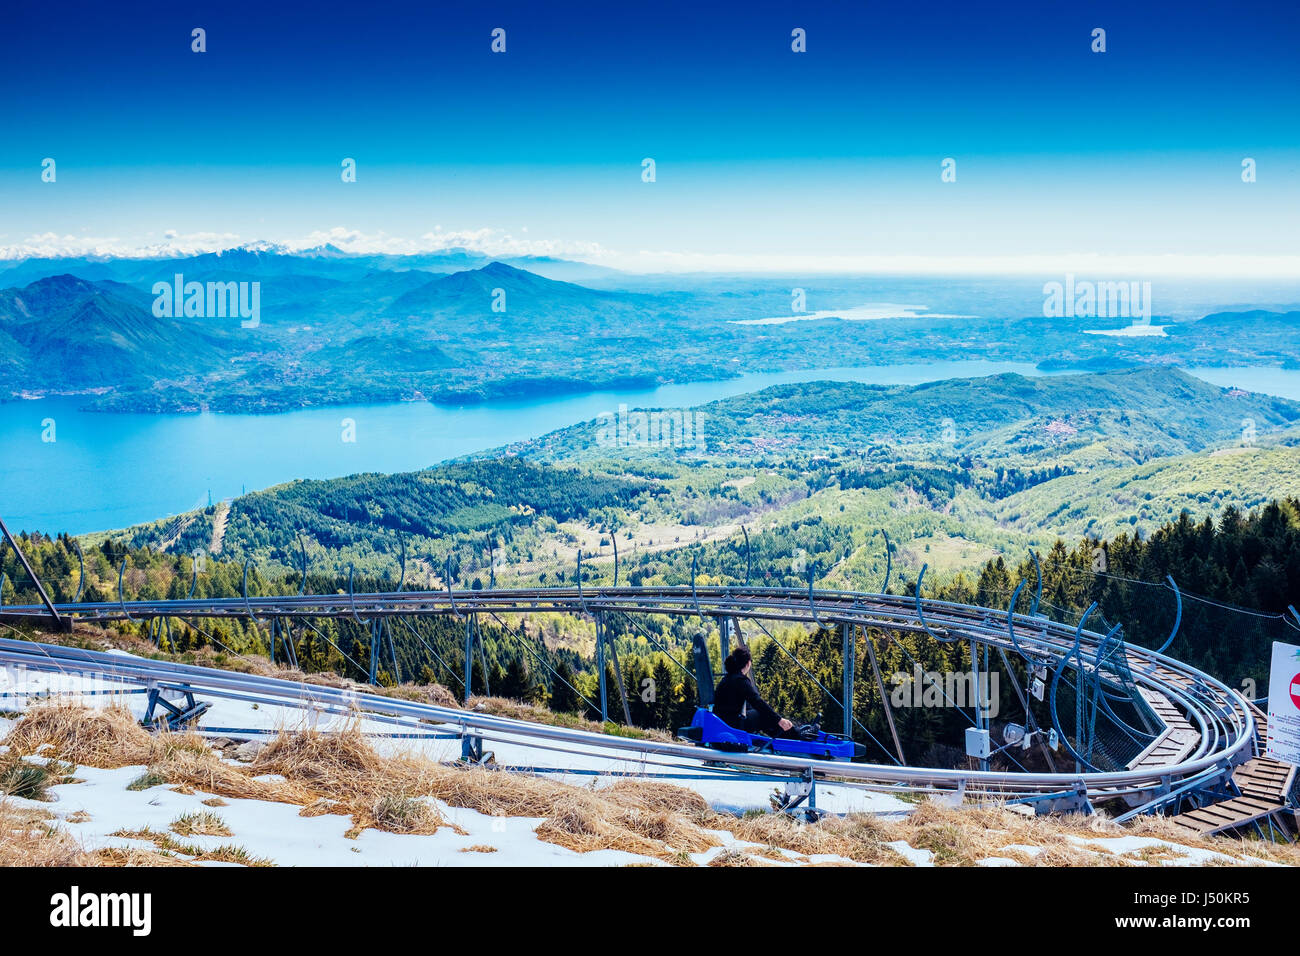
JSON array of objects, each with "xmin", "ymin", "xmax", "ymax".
[
  {"xmin": 2, "ymin": 251, "xmax": 1298, "ymax": 413},
  {"xmin": 0, "ymin": 246, "xmax": 625, "ymax": 288},
  {"xmin": 0, "ymin": 275, "xmax": 226, "ymax": 390}
]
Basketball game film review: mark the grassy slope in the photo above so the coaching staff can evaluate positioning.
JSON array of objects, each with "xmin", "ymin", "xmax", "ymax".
[
  {"xmin": 501, "ymin": 367, "xmax": 1300, "ymax": 467},
  {"xmin": 5, "ymin": 700, "xmax": 1299, "ymax": 867},
  {"xmin": 87, "ymin": 370, "xmax": 1300, "ymax": 594},
  {"xmin": 994, "ymin": 441, "xmax": 1300, "ymax": 541}
]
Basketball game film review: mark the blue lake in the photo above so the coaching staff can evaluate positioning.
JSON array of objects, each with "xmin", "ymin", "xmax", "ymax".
[{"xmin": 1, "ymin": 362, "xmax": 1295, "ymax": 535}]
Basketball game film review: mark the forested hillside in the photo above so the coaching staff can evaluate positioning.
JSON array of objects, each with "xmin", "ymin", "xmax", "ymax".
[
  {"xmin": 502, "ymin": 367, "xmax": 1300, "ymax": 466},
  {"xmin": 6, "ymin": 500, "xmax": 1296, "ymax": 769}
]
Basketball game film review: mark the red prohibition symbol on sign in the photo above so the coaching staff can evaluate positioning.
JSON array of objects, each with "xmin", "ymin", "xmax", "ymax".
[{"xmin": 1291, "ymin": 673, "xmax": 1300, "ymax": 711}]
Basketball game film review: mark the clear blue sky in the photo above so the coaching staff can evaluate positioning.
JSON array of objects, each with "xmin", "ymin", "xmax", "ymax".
[{"xmin": 1, "ymin": 0, "xmax": 1297, "ymax": 271}]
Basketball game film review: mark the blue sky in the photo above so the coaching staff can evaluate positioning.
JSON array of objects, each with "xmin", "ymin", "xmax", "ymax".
[{"xmin": 1, "ymin": 0, "xmax": 1297, "ymax": 272}]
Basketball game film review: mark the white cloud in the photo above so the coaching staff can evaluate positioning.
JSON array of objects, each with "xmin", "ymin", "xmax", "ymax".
[
  {"xmin": 0, "ymin": 230, "xmax": 245, "ymax": 261},
  {"xmin": 0, "ymin": 226, "xmax": 613, "ymax": 263},
  {"xmin": 2, "ymin": 228, "xmax": 1298, "ymax": 279}
]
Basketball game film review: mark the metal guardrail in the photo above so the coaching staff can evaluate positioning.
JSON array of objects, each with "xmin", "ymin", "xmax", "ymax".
[{"xmin": 0, "ymin": 582, "xmax": 1256, "ymax": 802}]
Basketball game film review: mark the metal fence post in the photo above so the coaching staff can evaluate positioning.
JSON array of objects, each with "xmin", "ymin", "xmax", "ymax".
[
  {"xmin": 842, "ymin": 621, "xmax": 855, "ymax": 738},
  {"xmin": 464, "ymin": 615, "xmax": 473, "ymax": 702},
  {"xmin": 596, "ymin": 612, "xmax": 608, "ymax": 722}
]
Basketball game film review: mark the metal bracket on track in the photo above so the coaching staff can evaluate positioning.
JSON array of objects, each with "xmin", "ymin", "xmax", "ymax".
[
  {"xmin": 771, "ymin": 768, "xmax": 824, "ymax": 822},
  {"xmin": 458, "ymin": 719, "xmax": 495, "ymax": 766},
  {"xmin": 143, "ymin": 682, "xmax": 211, "ymax": 731}
]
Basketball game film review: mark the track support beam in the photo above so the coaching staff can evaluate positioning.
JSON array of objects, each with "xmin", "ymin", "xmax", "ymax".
[
  {"xmin": 0, "ymin": 517, "xmax": 66, "ymax": 630},
  {"xmin": 842, "ymin": 621, "xmax": 855, "ymax": 739}
]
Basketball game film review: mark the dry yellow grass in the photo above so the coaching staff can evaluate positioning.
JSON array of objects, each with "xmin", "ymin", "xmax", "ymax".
[
  {"xmin": 750, "ymin": 844, "xmax": 799, "ymax": 863},
  {"xmin": 8, "ymin": 703, "xmax": 1297, "ymax": 867},
  {"xmin": 352, "ymin": 795, "xmax": 443, "ymax": 838},
  {"xmin": 240, "ymin": 723, "xmax": 721, "ymax": 859},
  {"xmin": 190, "ymin": 844, "xmax": 273, "ymax": 866},
  {"xmin": 243, "ymin": 724, "xmax": 718, "ymax": 858},
  {"xmin": 249, "ymin": 725, "xmax": 454, "ymax": 838},
  {"xmin": 714, "ymin": 800, "xmax": 1300, "ymax": 867},
  {"xmin": 707, "ymin": 848, "xmax": 766, "ymax": 867},
  {"xmin": 0, "ymin": 799, "xmax": 193, "ymax": 867},
  {"xmin": 109, "ymin": 825, "xmax": 272, "ymax": 866},
  {"xmin": 0, "ymin": 801, "xmax": 89, "ymax": 866},
  {"xmin": 149, "ymin": 737, "xmax": 313, "ymax": 805},
  {"xmin": 13, "ymin": 702, "xmax": 712, "ymax": 867},
  {"xmin": 449, "ymin": 765, "xmax": 719, "ymax": 860},
  {"xmin": 721, "ymin": 810, "xmax": 905, "ymax": 865},
  {"xmin": 2, "ymin": 702, "xmax": 153, "ymax": 767},
  {"xmin": 1123, "ymin": 813, "xmax": 1300, "ymax": 865},
  {"xmin": 92, "ymin": 847, "xmax": 193, "ymax": 866},
  {"xmin": 599, "ymin": 778, "xmax": 711, "ymax": 817},
  {"xmin": 170, "ymin": 810, "xmax": 232, "ymax": 837},
  {"xmin": 1, "ymin": 704, "xmax": 693, "ymax": 861},
  {"xmin": 384, "ymin": 683, "xmax": 460, "ymax": 708}
]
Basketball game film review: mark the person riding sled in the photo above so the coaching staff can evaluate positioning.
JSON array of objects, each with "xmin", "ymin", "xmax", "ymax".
[{"xmin": 712, "ymin": 646, "xmax": 799, "ymax": 739}]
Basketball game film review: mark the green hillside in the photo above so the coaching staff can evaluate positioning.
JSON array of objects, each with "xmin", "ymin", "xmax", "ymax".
[
  {"xmin": 994, "ymin": 440, "xmax": 1300, "ymax": 540},
  {"xmin": 500, "ymin": 367, "xmax": 1300, "ymax": 469},
  {"xmin": 90, "ymin": 369, "xmax": 1300, "ymax": 610}
]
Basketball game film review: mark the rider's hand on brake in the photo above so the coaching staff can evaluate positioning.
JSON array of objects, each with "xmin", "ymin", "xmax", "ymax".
[{"xmin": 778, "ymin": 718, "xmax": 794, "ymax": 731}]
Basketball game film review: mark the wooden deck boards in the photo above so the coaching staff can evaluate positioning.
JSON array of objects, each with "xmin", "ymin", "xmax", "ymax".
[{"xmin": 1169, "ymin": 705, "xmax": 1296, "ymax": 837}]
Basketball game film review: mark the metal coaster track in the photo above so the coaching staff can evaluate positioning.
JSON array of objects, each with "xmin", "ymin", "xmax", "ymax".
[{"xmin": 0, "ymin": 581, "xmax": 1257, "ymax": 808}]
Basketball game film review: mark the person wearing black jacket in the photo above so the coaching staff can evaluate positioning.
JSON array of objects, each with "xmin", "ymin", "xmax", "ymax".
[{"xmin": 712, "ymin": 646, "xmax": 796, "ymax": 738}]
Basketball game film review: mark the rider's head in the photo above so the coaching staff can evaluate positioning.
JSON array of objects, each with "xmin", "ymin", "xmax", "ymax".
[{"xmin": 724, "ymin": 646, "xmax": 752, "ymax": 676}]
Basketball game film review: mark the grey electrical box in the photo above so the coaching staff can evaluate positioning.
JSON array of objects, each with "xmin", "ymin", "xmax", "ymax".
[{"xmin": 965, "ymin": 728, "xmax": 991, "ymax": 759}]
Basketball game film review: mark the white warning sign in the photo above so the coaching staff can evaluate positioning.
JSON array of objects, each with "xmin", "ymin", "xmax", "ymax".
[{"xmin": 1265, "ymin": 641, "xmax": 1300, "ymax": 766}]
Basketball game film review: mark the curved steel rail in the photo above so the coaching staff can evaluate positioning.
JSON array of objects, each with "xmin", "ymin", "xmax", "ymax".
[
  {"xmin": 0, "ymin": 582, "xmax": 1254, "ymax": 802},
  {"xmin": 878, "ymin": 529, "xmax": 892, "ymax": 595},
  {"xmin": 117, "ymin": 558, "xmax": 135, "ymax": 622},
  {"xmin": 740, "ymin": 526, "xmax": 751, "ymax": 587},
  {"xmin": 73, "ymin": 539, "xmax": 86, "ymax": 603}
]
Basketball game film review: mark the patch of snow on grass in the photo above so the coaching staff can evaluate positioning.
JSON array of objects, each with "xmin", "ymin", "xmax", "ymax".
[{"xmin": 885, "ymin": 840, "xmax": 933, "ymax": 866}]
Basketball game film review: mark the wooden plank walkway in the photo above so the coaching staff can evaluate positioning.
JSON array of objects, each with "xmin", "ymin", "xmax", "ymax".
[
  {"xmin": 1170, "ymin": 704, "xmax": 1297, "ymax": 838},
  {"xmin": 1127, "ymin": 686, "xmax": 1201, "ymax": 772}
]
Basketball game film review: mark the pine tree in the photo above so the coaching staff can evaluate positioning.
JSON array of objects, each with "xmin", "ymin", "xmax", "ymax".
[{"xmin": 550, "ymin": 660, "xmax": 580, "ymax": 713}]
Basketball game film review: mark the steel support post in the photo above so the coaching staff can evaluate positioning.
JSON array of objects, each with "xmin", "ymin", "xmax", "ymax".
[
  {"xmin": 0, "ymin": 516, "xmax": 64, "ymax": 629},
  {"xmin": 463, "ymin": 614, "xmax": 473, "ymax": 703},
  {"xmin": 842, "ymin": 621, "xmax": 855, "ymax": 739},
  {"xmin": 368, "ymin": 619, "xmax": 380, "ymax": 685},
  {"xmin": 864, "ymin": 630, "xmax": 905, "ymax": 764},
  {"xmin": 972, "ymin": 637, "xmax": 989, "ymax": 772},
  {"xmin": 596, "ymin": 612, "xmax": 608, "ymax": 722},
  {"xmin": 605, "ymin": 614, "xmax": 633, "ymax": 726}
]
